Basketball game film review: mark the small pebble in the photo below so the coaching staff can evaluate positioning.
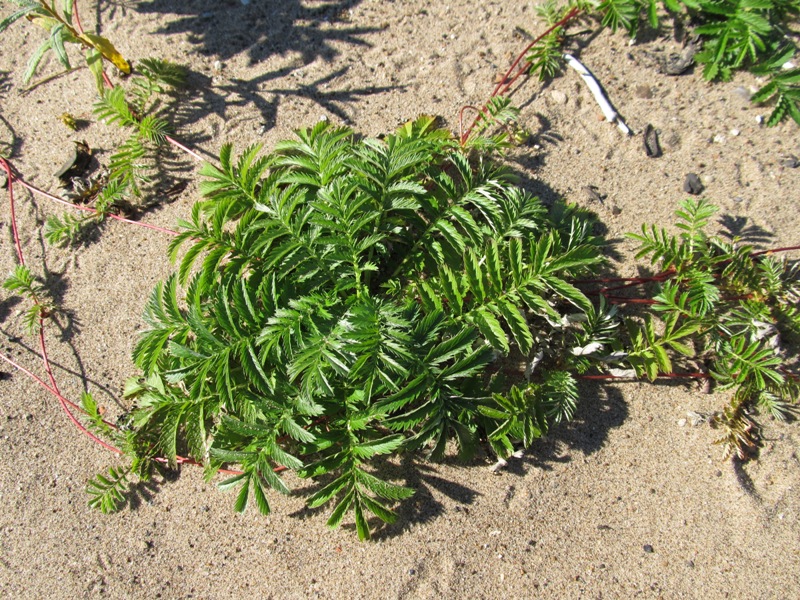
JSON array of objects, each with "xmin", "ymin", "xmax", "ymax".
[
  {"xmin": 643, "ymin": 544, "xmax": 654, "ymax": 553},
  {"xmin": 683, "ymin": 173, "xmax": 704, "ymax": 195},
  {"xmin": 213, "ymin": 60, "xmax": 222, "ymax": 72},
  {"xmin": 677, "ymin": 418, "xmax": 687, "ymax": 427},
  {"xmin": 779, "ymin": 155, "xmax": 799, "ymax": 168},
  {"xmin": 731, "ymin": 86, "xmax": 751, "ymax": 102},
  {"xmin": 550, "ymin": 90, "xmax": 568, "ymax": 105},
  {"xmin": 686, "ymin": 560, "xmax": 695, "ymax": 568},
  {"xmin": 634, "ymin": 85, "xmax": 652, "ymax": 99},
  {"xmin": 409, "ymin": 568, "xmax": 416, "ymax": 575},
  {"xmin": 729, "ymin": 128, "xmax": 740, "ymax": 136},
  {"xmin": 713, "ymin": 134, "xmax": 726, "ymax": 144},
  {"xmin": 756, "ymin": 115, "xmax": 764, "ymax": 125},
  {"xmin": 643, "ymin": 124, "xmax": 661, "ymax": 158}
]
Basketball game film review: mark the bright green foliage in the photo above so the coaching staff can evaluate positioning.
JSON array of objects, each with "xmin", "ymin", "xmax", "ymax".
[
  {"xmin": 86, "ymin": 465, "xmax": 130, "ymax": 513},
  {"xmin": 2, "ymin": 264, "xmax": 52, "ymax": 332},
  {"xmin": 751, "ymin": 47, "xmax": 800, "ymax": 126},
  {"xmin": 463, "ymin": 96, "xmax": 526, "ymax": 151},
  {"xmin": 115, "ymin": 117, "xmax": 608, "ymax": 538},
  {"xmin": 627, "ymin": 198, "xmax": 800, "ymax": 458},
  {"xmin": 93, "ymin": 58, "xmax": 185, "ymax": 197}
]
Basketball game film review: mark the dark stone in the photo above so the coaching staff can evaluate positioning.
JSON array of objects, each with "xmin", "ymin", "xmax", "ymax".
[
  {"xmin": 683, "ymin": 173, "xmax": 704, "ymax": 195},
  {"xmin": 663, "ymin": 39, "xmax": 700, "ymax": 75},
  {"xmin": 644, "ymin": 124, "xmax": 661, "ymax": 158},
  {"xmin": 779, "ymin": 155, "xmax": 799, "ymax": 168},
  {"xmin": 643, "ymin": 544, "xmax": 654, "ymax": 553}
]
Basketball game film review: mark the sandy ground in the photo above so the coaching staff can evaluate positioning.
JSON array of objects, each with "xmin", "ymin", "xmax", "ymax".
[{"xmin": 1, "ymin": 1, "xmax": 799, "ymax": 598}]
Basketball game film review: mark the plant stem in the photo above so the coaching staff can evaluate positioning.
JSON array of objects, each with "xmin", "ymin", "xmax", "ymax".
[
  {"xmin": 0, "ymin": 159, "xmax": 25, "ymax": 265},
  {"xmin": 165, "ymin": 135, "xmax": 205, "ymax": 163},
  {"xmin": 460, "ymin": 6, "xmax": 583, "ymax": 144},
  {"xmin": 38, "ymin": 322, "xmax": 124, "ymax": 454},
  {"xmin": 71, "ymin": 0, "xmax": 86, "ymax": 36},
  {"xmin": 5, "ymin": 163, "xmax": 179, "ymax": 236},
  {"xmin": 751, "ymin": 245, "xmax": 800, "ymax": 257}
]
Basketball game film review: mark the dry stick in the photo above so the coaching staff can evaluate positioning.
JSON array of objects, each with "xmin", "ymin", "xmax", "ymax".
[
  {"xmin": 563, "ymin": 53, "xmax": 631, "ymax": 135},
  {"xmin": 579, "ymin": 372, "xmax": 711, "ymax": 381}
]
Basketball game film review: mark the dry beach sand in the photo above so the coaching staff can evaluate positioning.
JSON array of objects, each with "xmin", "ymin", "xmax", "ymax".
[{"xmin": 1, "ymin": 1, "xmax": 799, "ymax": 598}]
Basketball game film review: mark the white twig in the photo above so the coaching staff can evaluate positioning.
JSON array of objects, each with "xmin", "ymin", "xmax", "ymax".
[{"xmin": 563, "ymin": 53, "xmax": 631, "ymax": 136}]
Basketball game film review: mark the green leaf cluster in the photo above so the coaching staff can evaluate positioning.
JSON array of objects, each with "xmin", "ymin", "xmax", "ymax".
[
  {"xmin": 93, "ymin": 58, "xmax": 185, "ymax": 197},
  {"xmin": 113, "ymin": 117, "xmax": 606, "ymax": 538},
  {"xmin": 2, "ymin": 264, "xmax": 52, "ymax": 333},
  {"xmin": 628, "ymin": 198, "xmax": 800, "ymax": 457}
]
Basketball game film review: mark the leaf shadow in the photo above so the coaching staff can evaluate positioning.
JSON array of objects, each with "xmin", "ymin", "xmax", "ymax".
[
  {"xmin": 124, "ymin": 0, "xmax": 395, "ymax": 130},
  {"xmin": 717, "ymin": 214, "xmax": 775, "ymax": 248},
  {"xmin": 126, "ymin": 468, "xmax": 181, "ymax": 511},
  {"xmin": 520, "ymin": 383, "xmax": 629, "ymax": 472}
]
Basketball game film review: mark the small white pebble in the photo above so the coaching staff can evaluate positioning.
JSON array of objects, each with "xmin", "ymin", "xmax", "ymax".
[
  {"xmin": 713, "ymin": 134, "xmax": 726, "ymax": 144},
  {"xmin": 213, "ymin": 60, "xmax": 222, "ymax": 72},
  {"xmin": 756, "ymin": 115, "xmax": 764, "ymax": 125},
  {"xmin": 730, "ymin": 129, "xmax": 740, "ymax": 136},
  {"xmin": 678, "ymin": 419, "xmax": 687, "ymax": 427}
]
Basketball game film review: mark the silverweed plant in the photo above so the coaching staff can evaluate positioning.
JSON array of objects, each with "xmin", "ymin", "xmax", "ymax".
[
  {"xmin": 79, "ymin": 121, "xmax": 798, "ymax": 538},
  {"xmin": 625, "ymin": 198, "xmax": 800, "ymax": 457},
  {"xmin": 92, "ymin": 117, "xmax": 612, "ymax": 539},
  {"xmin": 1, "ymin": 2, "xmax": 798, "ymax": 541}
]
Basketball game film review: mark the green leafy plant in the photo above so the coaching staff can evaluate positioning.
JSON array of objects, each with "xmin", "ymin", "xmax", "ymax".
[
  {"xmin": 108, "ymin": 116, "xmax": 615, "ymax": 539},
  {"xmin": 43, "ymin": 58, "xmax": 187, "ymax": 246},
  {"xmin": 626, "ymin": 198, "xmax": 800, "ymax": 457},
  {"xmin": 2, "ymin": 3, "xmax": 799, "ymax": 541},
  {"xmin": 1, "ymin": 264, "xmax": 53, "ymax": 332}
]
